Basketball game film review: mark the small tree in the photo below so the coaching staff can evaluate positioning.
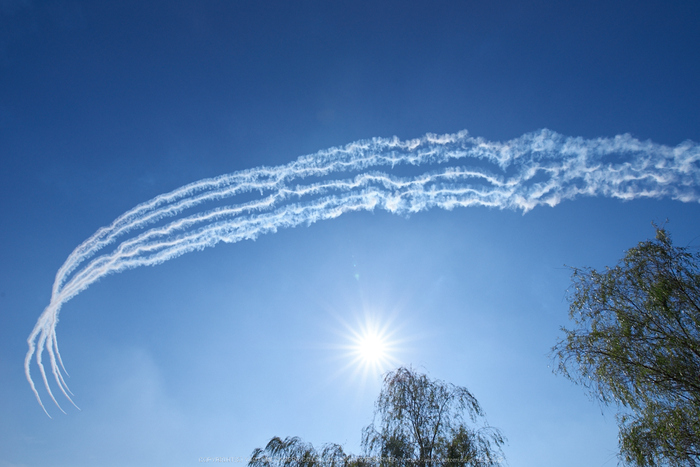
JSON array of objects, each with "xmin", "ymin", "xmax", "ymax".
[
  {"xmin": 361, "ymin": 367, "xmax": 505, "ymax": 467},
  {"xmin": 248, "ymin": 436, "xmax": 363, "ymax": 467},
  {"xmin": 552, "ymin": 227, "xmax": 700, "ymax": 466}
]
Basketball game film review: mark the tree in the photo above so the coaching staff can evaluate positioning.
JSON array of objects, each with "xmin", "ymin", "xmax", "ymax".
[
  {"xmin": 552, "ymin": 227, "xmax": 700, "ymax": 466},
  {"xmin": 361, "ymin": 367, "xmax": 505, "ymax": 467},
  {"xmin": 248, "ymin": 367, "xmax": 505, "ymax": 467},
  {"xmin": 248, "ymin": 436, "xmax": 362, "ymax": 467}
]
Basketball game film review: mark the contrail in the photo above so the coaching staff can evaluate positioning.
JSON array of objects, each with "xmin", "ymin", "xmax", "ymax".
[{"xmin": 25, "ymin": 129, "xmax": 700, "ymax": 416}]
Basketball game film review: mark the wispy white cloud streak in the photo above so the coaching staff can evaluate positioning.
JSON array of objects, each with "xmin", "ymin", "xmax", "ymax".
[{"xmin": 26, "ymin": 129, "xmax": 700, "ymax": 415}]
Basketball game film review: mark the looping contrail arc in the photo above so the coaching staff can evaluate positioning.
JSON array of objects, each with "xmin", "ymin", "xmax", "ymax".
[{"xmin": 25, "ymin": 129, "xmax": 700, "ymax": 416}]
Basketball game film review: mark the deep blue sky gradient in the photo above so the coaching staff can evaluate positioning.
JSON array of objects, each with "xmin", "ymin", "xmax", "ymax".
[{"xmin": 1, "ymin": 1, "xmax": 699, "ymax": 466}]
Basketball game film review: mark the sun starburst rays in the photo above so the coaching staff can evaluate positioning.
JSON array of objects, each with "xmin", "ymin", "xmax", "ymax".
[{"xmin": 332, "ymin": 311, "xmax": 404, "ymax": 390}]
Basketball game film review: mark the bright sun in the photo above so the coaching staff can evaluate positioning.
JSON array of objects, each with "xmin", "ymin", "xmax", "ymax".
[
  {"xmin": 346, "ymin": 317, "xmax": 398, "ymax": 375},
  {"xmin": 358, "ymin": 332, "xmax": 387, "ymax": 364}
]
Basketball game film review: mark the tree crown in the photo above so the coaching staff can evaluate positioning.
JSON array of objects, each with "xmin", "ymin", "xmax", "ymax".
[
  {"xmin": 553, "ymin": 226, "xmax": 700, "ymax": 466},
  {"xmin": 362, "ymin": 366, "xmax": 505, "ymax": 467}
]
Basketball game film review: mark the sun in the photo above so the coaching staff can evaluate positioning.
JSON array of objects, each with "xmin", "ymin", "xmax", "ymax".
[
  {"xmin": 325, "ymin": 309, "xmax": 407, "ymax": 388},
  {"xmin": 346, "ymin": 316, "xmax": 398, "ymax": 375},
  {"xmin": 357, "ymin": 331, "xmax": 388, "ymax": 365}
]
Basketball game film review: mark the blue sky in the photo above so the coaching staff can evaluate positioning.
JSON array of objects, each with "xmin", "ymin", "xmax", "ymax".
[{"xmin": 1, "ymin": 1, "xmax": 699, "ymax": 466}]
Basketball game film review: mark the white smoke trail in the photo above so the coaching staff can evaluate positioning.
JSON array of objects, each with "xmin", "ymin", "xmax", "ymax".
[{"xmin": 26, "ymin": 129, "xmax": 700, "ymax": 416}]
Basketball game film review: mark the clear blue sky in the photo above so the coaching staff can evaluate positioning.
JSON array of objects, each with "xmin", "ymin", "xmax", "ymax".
[{"xmin": 1, "ymin": 1, "xmax": 699, "ymax": 466}]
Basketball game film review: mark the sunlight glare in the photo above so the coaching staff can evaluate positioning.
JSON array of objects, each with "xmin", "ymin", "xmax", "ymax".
[
  {"xmin": 346, "ymin": 316, "xmax": 398, "ymax": 378},
  {"xmin": 358, "ymin": 331, "xmax": 387, "ymax": 364}
]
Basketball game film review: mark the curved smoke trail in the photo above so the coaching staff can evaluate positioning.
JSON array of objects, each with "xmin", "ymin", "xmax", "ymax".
[{"xmin": 26, "ymin": 129, "xmax": 700, "ymax": 416}]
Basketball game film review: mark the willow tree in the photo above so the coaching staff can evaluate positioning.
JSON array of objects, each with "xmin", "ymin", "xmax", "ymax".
[
  {"xmin": 361, "ymin": 367, "xmax": 505, "ymax": 467},
  {"xmin": 248, "ymin": 436, "xmax": 359, "ymax": 467},
  {"xmin": 553, "ymin": 227, "xmax": 700, "ymax": 466},
  {"xmin": 248, "ymin": 367, "xmax": 505, "ymax": 467}
]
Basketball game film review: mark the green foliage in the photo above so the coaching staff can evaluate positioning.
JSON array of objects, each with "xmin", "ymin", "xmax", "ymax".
[
  {"xmin": 361, "ymin": 367, "xmax": 505, "ymax": 467},
  {"xmin": 249, "ymin": 367, "xmax": 505, "ymax": 467},
  {"xmin": 553, "ymin": 227, "xmax": 700, "ymax": 466},
  {"xmin": 248, "ymin": 436, "xmax": 363, "ymax": 467}
]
